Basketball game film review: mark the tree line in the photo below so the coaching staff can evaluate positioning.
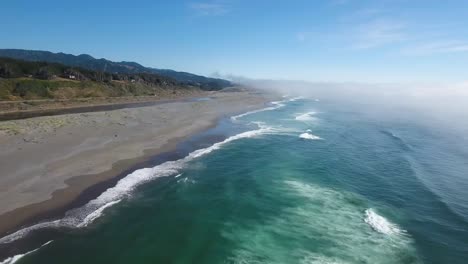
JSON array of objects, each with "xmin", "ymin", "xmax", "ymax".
[{"xmin": 0, "ymin": 57, "xmax": 179, "ymax": 87}]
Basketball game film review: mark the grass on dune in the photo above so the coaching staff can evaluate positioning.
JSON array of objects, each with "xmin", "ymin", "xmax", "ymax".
[{"xmin": 0, "ymin": 78, "xmax": 185, "ymax": 101}]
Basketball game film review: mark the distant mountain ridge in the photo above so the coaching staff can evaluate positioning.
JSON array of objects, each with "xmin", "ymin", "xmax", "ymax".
[{"xmin": 0, "ymin": 49, "xmax": 231, "ymax": 90}]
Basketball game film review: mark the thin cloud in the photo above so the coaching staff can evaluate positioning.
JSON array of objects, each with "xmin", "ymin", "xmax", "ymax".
[
  {"xmin": 353, "ymin": 19, "xmax": 406, "ymax": 49},
  {"xmin": 402, "ymin": 40, "xmax": 468, "ymax": 55},
  {"xmin": 296, "ymin": 17, "xmax": 407, "ymax": 50},
  {"xmin": 189, "ymin": 2, "xmax": 229, "ymax": 16}
]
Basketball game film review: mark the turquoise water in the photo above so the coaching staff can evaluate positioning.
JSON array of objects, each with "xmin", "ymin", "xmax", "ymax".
[{"xmin": 2, "ymin": 97, "xmax": 468, "ymax": 263}]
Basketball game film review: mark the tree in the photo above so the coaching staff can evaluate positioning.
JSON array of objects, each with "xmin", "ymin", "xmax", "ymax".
[{"xmin": 35, "ymin": 68, "xmax": 52, "ymax": 80}]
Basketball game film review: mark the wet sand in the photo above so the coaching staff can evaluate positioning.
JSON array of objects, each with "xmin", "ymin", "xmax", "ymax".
[{"xmin": 0, "ymin": 91, "xmax": 272, "ymax": 237}]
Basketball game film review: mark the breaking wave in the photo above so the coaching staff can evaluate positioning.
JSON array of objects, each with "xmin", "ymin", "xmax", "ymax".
[
  {"xmin": 295, "ymin": 111, "xmax": 317, "ymax": 121},
  {"xmin": 364, "ymin": 209, "xmax": 405, "ymax": 235},
  {"xmin": 299, "ymin": 133, "xmax": 322, "ymax": 140},
  {"xmin": 231, "ymin": 101, "xmax": 285, "ymax": 121},
  {"xmin": 0, "ymin": 240, "xmax": 52, "ymax": 264},
  {"xmin": 232, "ymin": 96, "xmax": 303, "ymax": 121},
  {"xmin": 224, "ymin": 180, "xmax": 419, "ymax": 263},
  {"xmin": 77, "ymin": 200, "xmax": 122, "ymax": 228}
]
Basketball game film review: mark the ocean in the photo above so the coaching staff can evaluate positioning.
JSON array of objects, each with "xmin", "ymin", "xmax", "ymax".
[{"xmin": 1, "ymin": 96, "xmax": 468, "ymax": 264}]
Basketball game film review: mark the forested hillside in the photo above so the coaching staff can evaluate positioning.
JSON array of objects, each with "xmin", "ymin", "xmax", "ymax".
[
  {"xmin": 0, "ymin": 49, "xmax": 232, "ymax": 91},
  {"xmin": 0, "ymin": 57, "xmax": 199, "ymax": 100}
]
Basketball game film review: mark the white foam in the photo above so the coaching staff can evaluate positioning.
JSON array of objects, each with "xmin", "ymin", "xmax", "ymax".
[
  {"xmin": 177, "ymin": 178, "xmax": 196, "ymax": 184},
  {"xmin": 364, "ymin": 209, "xmax": 404, "ymax": 235},
  {"xmin": 226, "ymin": 180, "xmax": 417, "ymax": 262},
  {"xmin": 77, "ymin": 200, "xmax": 121, "ymax": 228},
  {"xmin": 288, "ymin": 96, "xmax": 305, "ymax": 102},
  {"xmin": 0, "ymin": 221, "xmax": 61, "ymax": 245},
  {"xmin": 177, "ymin": 178, "xmax": 187, "ymax": 183},
  {"xmin": 0, "ymin": 240, "xmax": 52, "ymax": 264},
  {"xmin": 231, "ymin": 100, "xmax": 286, "ymax": 121},
  {"xmin": 231, "ymin": 95, "xmax": 305, "ymax": 122},
  {"xmin": 299, "ymin": 133, "xmax": 322, "ymax": 140},
  {"xmin": 295, "ymin": 112, "xmax": 317, "ymax": 121},
  {"xmin": 0, "ymin": 126, "xmax": 273, "ymax": 244},
  {"xmin": 251, "ymin": 121, "xmax": 302, "ymax": 136},
  {"xmin": 187, "ymin": 128, "xmax": 269, "ymax": 159}
]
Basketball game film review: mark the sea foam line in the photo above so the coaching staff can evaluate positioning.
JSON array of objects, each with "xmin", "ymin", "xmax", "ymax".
[
  {"xmin": 0, "ymin": 240, "xmax": 52, "ymax": 264},
  {"xmin": 0, "ymin": 124, "xmax": 277, "ymax": 245},
  {"xmin": 231, "ymin": 96, "xmax": 304, "ymax": 121},
  {"xmin": 77, "ymin": 199, "xmax": 121, "ymax": 228},
  {"xmin": 231, "ymin": 101, "xmax": 285, "ymax": 121},
  {"xmin": 295, "ymin": 111, "xmax": 317, "ymax": 121}
]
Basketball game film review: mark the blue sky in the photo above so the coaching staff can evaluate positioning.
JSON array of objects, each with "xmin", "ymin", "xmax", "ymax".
[{"xmin": 3, "ymin": 0, "xmax": 468, "ymax": 82}]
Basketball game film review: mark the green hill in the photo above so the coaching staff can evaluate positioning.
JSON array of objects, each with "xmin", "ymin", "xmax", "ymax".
[
  {"xmin": 0, "ymin": 57, "xmax": 198, "ymax": 101},
  {"xmin": 0, "ymin": 49, "xmax": 232, "ymax": 91}
]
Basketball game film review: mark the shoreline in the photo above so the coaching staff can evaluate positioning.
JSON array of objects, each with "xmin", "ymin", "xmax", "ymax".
[
  {"xmin": 0, "ymin": 126, "xmax": 207, "ymax": 238},
  {"xmin": 0, "ymin": 91, "xmax": 275, "ymax": 246},
  {"xmin": 0, "ymin": 120, "xmax": 225, "ymax": 260}
]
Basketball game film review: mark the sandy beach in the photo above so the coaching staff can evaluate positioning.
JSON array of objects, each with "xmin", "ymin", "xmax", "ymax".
[{"xmin": 0, "ymin": 91, "xmax": 272, "ymax": 236}]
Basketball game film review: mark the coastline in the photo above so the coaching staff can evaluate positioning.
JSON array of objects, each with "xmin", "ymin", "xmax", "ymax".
[{"xmin": 0, "ymin": 90, "xmax": 275, "ymax": 239}]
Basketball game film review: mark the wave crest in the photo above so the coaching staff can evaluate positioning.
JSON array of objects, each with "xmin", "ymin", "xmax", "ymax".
[
  {"xmin": 231, "ymin": 101, "xmax": 285, "ymax": 121},
  {"xmin": 364, "ymin": 209, "xmax": 404, "ymax": 235},
  {"xmin": 295, "ymin": 112, "xmax": 317, "ymax": 121},
  {"xmin": 299, "ymin": 133, "xmax": 322, "ymax": 140},
  {"xmin": 0, "ymin": 240, "xmax": 52, "ymax": 264}
]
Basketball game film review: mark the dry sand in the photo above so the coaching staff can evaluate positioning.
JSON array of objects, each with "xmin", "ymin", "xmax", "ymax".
[{"xmin": 0, "ymin": 91, "xmax": 272, "ymax": 236}]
